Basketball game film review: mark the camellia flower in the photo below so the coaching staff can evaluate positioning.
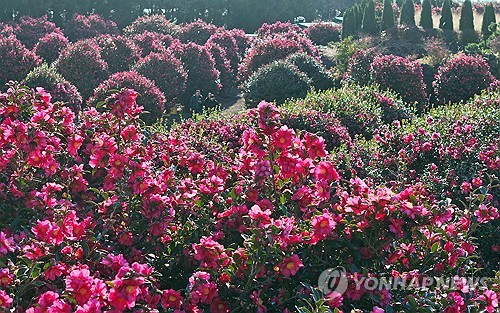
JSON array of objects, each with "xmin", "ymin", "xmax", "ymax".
[
  {"xmin": 476, "ymin": 289, "xmax": 498, "ymax": 313},
  {"xmin": 0, "ymin": 290, "xmax": 12, "ymax": 308},
  {"xmin": 474, "ymin": 204, "xmax": 499, "ymax": 223},
  {"xmin": 0, "ymin": 268, "xmax": 13, "ymax": 286},
  {"xmin": 0, "ymin": 232, "xmax": 15, "ymax": 255},
  {"xmin": 279, "ymin": 254, "xmax": 303, "ymax": 277},
  {"xmin": 314, "ymin": 161, "xmax": 340, "ymax": 182},
  {"xmin": 65, "ymin": 267, "xmax": 94, "ymax": 305},
  {"xmin": 311, "ymin": 211, "xmax": 336, "ymax": 240},
  {"xmin": 271, "ymin": 125, "xmax": 295, "ymax": 150},
  {"xmin": 161, "ymin": 289, "xmax": 182, "ymax": 309}
]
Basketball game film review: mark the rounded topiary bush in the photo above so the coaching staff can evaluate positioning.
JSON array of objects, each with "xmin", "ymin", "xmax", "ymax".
[
  {"xmin": 13, "ymin": 16, "xmax": 62, "ymax": 49},
  {"xmin": 257, "ymin": 21, "xmax": 303, "ymax": 37},
  {"xmin": 239, "ymin": 34, "xmax": 319, "ymax": 81},
  {"xmin": 0, "ymin": 23, "xmax": 14, "ymax": 37},
  {"xmin": 169, "ymin": 42, "xmax": 221, "ymax": 103},
  {"xmin": 370, "ymin": 54, "xmax": 427, "ymax": 105},
  {"xmin": 88, "ymin": 71, "xmax": 166, "ymax": 124},
  {"xmin": 177, "ymin": 19, "xmax": 219, "ymax": 45},
  {"xmin": 304, "ymin": 23, "xmax": 342, "ymax": 45},
  {"xmin": 207, "ymin": 30, "xmax": 240, "ymax": 72},
  {"xmin": 133, "ymin": 51, "xmax": 187, "ymax": 107},
  {"xmin": 287, "ymin": 53, "xmax": 334, "ymax": 91},
  {"xmin": 243, "ymin": 61, "xmax": 311, "ymax": 107},
  {"xmin": 23, "ymin": 63, "xmax": 83, "ymax": 112},
  {"xmin": 124, "ymin": 15, "xmax": 179, "ymax": 36},
  {"xmin": 344, "ymin": 48, "xmax": 381, "ymax": 86},
  {"xmin": 206, "ymin": 43, "xmax": 234, "ymax": 91},
  {"xmin": 131, "ymin": 31, "xmax": 172, "ymax": 57},
  {"xmin": 64, "ymin": 14, "xmax": 118, "ymax": 42},
  {"xmin": 228, "ymin": 28, "xmax": 250, "ymax": 58},
  {"xmin": 34, "ymin": 32, "xmax": 69, "ymax": 64},
  {"xmin": 0, "ymin": 35, "xmax": 41, "ymax": 87},
  {"xmin": 55, "ymin": 39, "xmax": 109, "ymax": 99},
  {"xmin": 433, "ymin": 53, "xmax": 494, "ymax": 104},
  {"xmin": 96, "ymin": 35, "xmax": 141, "ymax": 73}
]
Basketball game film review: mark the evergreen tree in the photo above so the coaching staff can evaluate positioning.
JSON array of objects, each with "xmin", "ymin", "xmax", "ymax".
[
  {"xmin": 459, "ymin": 0, "xmax": 474, "ymax": 31},
  {"xmin": 420, "ymin": 0, "xmax": 433, "ymax": 29},
  {"xmin": 361, "ymin": 0, "xmax": 378, "ymax": 35},
  {"xmin": 400, "ymin": 0, "xmax": 416, "ymax": 26},
  {"xmin": 439, "ymin": 0, "xmax": 453, "ymax": 31},
  {"xmin": 381, "ymin": 0, "xmax": 395, "ymax": 31},
  {"xmin": 396, "ymin": 0, "xmax": 404, "ymax": 8},
  {"xmin": 342, "ymin": 8, "xmax": 355, "ymax": 39},
  {"xmin": 481, "ymin": 3, "xmax": 496, "ymax": 38}
]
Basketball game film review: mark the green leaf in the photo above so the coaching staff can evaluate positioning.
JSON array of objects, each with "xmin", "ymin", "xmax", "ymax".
[{"xmin": 431, "ymin": 242, "xmax": 439, "ymax": 253}]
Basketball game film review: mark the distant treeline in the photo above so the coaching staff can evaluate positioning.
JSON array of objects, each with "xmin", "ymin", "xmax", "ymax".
[{"xmin": 0, "ymin": 0, "xmax": 359, "ymax": 31}]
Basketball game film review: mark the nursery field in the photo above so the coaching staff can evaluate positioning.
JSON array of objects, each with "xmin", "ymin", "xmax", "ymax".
[{"xmin": 0, "ymin": 0, "xmax": 499, "ymax": 312}]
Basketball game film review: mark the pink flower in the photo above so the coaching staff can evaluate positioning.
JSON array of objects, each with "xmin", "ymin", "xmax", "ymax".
[
  {"xmin": 371, "ymin": 306, "xmax": 385, "ymax": 313},
  {"xmin": 311, "ymin": 211, "xmax": 336, "ymax": 239},
  {"xmin": 0, "ymin": 290, "xmax": 12, "ymax": 308},
  {"xmin": 461, "ymin": 181, "xmax": 472, "ymax": 193},
  {"xmin": 314, "ymin": 161, "xmax": 340, "ymax": 182},
  {"xmin": 192, "ymin": 236, "xmax": 230, "ymax": 269},
  {"xmin": 0, "ymin": 232, "xmax": 15, "ymax": 255},
  {"xmin": 161, "ymin": 289, "xmax": 182, "ymax": 309},
  {"xmin": 476, "ymin": 289, "xmax": 498, "ymax": 313},
  {"xmin": 65, "ymin": 268, "xmax": 94, "ymax": 305},
  {"xmin": 474, "ymin": 204, "xmax": 499, "ymax": 223},
  {"xmin": 472, "ymin": 177, "xmax": 483, "ymax": 187},
  {"xmin": 0, "ymin": 268, "xmax": 13, "ymax": 286},
  {"xmin": 326, "ymin": 291, "xmax": 343, "ymax": 308},
  {"xmin": 271, "ymin": 125, "xmax": 295, "ymax": 150},
  {"xmin": 279, "ymin": 254, "xmax": 303, "ymax": 277}
]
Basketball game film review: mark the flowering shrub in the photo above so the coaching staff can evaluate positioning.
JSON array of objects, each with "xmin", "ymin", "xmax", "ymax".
[
  {"xmin": 228, "ymin": 28, "xmax": 251, "ymax": 58},
  {"xmin": 207, "ymin": 30, "xmax": 240, "ymax": 72},
  {"xmin": 257, "ymin": 21, "xmax": 303, "ymax": 37},
  {"xmin": 344, "ymin": 48, "xmax": 381, "ymax": 86},
  {"xmin": 169, "ymin": 42, "xmax": 221, "ymax": 103},
  {"xmin": 131, "ymin": 31, "xmax": 172, "ymax": 57},
  {"xmin": 371, "ymin": 54, "xmax": 427, "ymax": 106},
  {"xmin": 0, "ymin": 22, "xmax": 14, "ymax": 37},
  {"xmin": 23, "ymin": 63, "xmax": 83, "ymax": 112},
  {"xmin": 243, "ymin": 60, "xmax": 311, "ymax": 107},
  {"xmin": 177, "ymin": 19, "xmax": 220, "ymax": 45},
  {"xmin": 206, "ymin": 43, "xmax": 234, "ymax": 90},
  {"xmin": 124, "ymin": 14, "xmax": 179, "ymax": 36},
  {"xmin": 88, "ymin": 71, "xmax": 166, "ymax": 124},
  {"xmin": 133, "ymin": 51, "xmax": 187, "ymax": 106},
  {"xmin": 96, "ymin": 34, "xmax": 141, "ymax": 73},
  {"xmin": 433, "ymin": 53, "xmax": 495, "ymax": 104},
  {"xmin": 64, "ymin": 14, "xmax": 118, "ymax": 42},
  {"xmin": 55, "ymin": 39, "xmax": 109, "ymax": 99},
  {"xmin": 0, "ymin": 35, "xmax": 41, "ymax": 87},
  {"xmin": 239, "ymin": 34, "xmax": 319, "ymax": 81},
  {"xmin": 33, "ymin": 32, "xmax": 69, "ymax": 64},
  {"xmin": 0, "ymin": 85, "xmax": 498, "ymax": 312},
  {"xmin": 304, "ymin": 22, "xmax": 342, "ymax": 45},
  {"xmin": 13, "ymin": 16, "xmax": 62, "ymax": 49},
  {"xmin": 296, "ymin": 84, "xmax": 414, "ymax": 139},
  {"xmin": 287, "ymin": 52, "xmax": 334, "ymax": 91}
]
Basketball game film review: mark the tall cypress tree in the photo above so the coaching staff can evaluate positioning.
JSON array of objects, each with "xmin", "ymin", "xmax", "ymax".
[
  {"xmin": 342, "ymin": 8, "xmax": 354, "ymax": 39},
  {"xmin": 361, "ymin": 0, "xmax": 378, "ymax": 35},
  {"xmin": 459, "ymin": 0, "xmax": 474, "ymax": 31},
  {"xmin": 400, "ymin": 0, "xmax": 416, "ymax": 26},
  {"xmin": 420, "ymin": 0, "xmax": 433, "ymax": 29},
  {"xmin": 439, "ymin": 0, "xmax": 453, "ymax": 31},
  {"xmin": 481, "ymin": 3, "xmax": 497, "ymax": 38},
  {"xmin": 381, "ymin": 0, "xmax": 395, "ymax": 31}
]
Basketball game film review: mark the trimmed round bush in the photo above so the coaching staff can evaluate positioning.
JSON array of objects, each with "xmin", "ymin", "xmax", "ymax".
[
  {"xmin": 13, "ymin": 16, "xmax": 62, "ymax": 49},
  {"xmin": 55, "ymin": 39, "xmax": 109, "ymax": 99},
  {"xmin": 433, "ymin": 53, "xmax": 494, "ymax": 104},
  {"xmin": 207, "ymin": 30, "xmax": 240, "ymax": 72},
  {"xmin": 344, "ymin": 48, "xmax": 381, "ymax": 86},
  {"xmin": 23, "ymin": 63, "xmax": 82, "ymax": 112},
  {"xmin": 88, "ymin": 71, "xmax": 166, "ymax": 124},
  {"xmin": 370, "ymin": 54, "xmax": 427, "ymax": 105},
  {"xmin": 64, "ymin": 14, "xmax": 118, "ymax": 42},
  {"xmin": 287, "ymin": 53, "xmax": 334, "ymax": 91},
  {"xmin": 34, "ymin": 32, "xmax": 69, "ymax": 64},
  {"xmin": 206, "ymin": 43, "xmax": 234, "ymax": 90},
  {"xmin": 228, "ymin": 28, "xmax": 250, "ymax": 58},
  {"xmin": 243, "ymin": 60, "xmax": 311, "ymax": 107},
  {"xmin": 132, "ymin": 31, "xmax": 172, "ymax": 57},
  {"xmin": 133, "ymin": 51, "xmax": 187, "ymax": 107},
  {"xmin": 239, "ymin": 34, "xmax": 319, "ymax": 81},
  {"xmin": 0, "ymin": 23, "xmax": 14, "ymax": 37},
  {"xmin": 304, "ymin": 23, "xmax": 341, "ymax": 45},
  {"xmin": 177, "ymin": 19, "xmax": 219, "ymax": 45},
  {"xmin": 0, "ymin": 35, "xmax": 41, "ymax": 87},
  {"xmin": 124, "ymin": 14, "xmax": 179, "ymax": 36},
  {"xmin": 169, "ymin": 42, "xmax": 221, "ymax": 103},
  {"xmin": 257, "ymin": 21, "xmax": 303, "ymax": 37},
  {"xmin": 96, "ymin": 35, "xmax": 141, "ymax": 73}
]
